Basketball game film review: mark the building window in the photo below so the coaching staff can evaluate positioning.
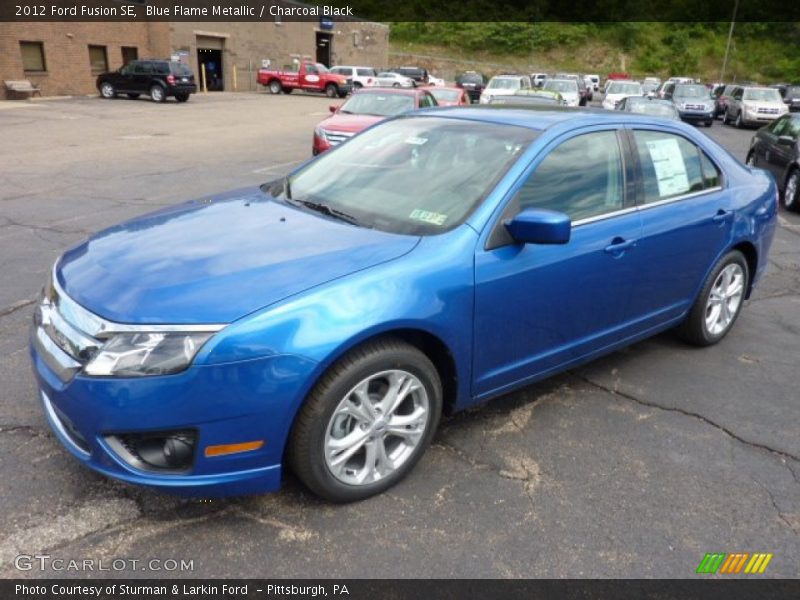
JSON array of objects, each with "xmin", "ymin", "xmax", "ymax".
[
  {"xmin": 20, "ymin": 41, "xmax": 46, "ymax": 72},
  {"xmin": 121, "ymin": 46, "xmax": 138, "ymax": 65},
  {"xmin": 88, "ymin": 45, "xmax": 108, "ymax": 73}
]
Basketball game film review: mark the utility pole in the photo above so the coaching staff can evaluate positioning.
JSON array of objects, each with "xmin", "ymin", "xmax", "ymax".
[{"xmin": 720, "ymin": 0, "xmax": 739, "ymax": 82}]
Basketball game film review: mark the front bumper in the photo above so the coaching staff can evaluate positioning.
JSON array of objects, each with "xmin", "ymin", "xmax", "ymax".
[
  {"xmin": 30, "ymin": 330, "xmax": 317, "ymax": 497},
  {"xmin": 677, "ymin": 109, "xmax": 714, "ymax": 122}
]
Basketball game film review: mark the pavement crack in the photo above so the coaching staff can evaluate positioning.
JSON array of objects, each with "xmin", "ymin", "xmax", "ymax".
[
  {"xmin": 752, "ymin": 479, "xmax": 799, "ymax": 536},
  {"xmin": 0, "ymin": 424, "xmax": 50, "ymax": 437},
  {"xmin": 0, "ymin": 296, "xmax": 36, "ymax": 319},
  {"xmin": 572, "ymin": 372, "xmax": 800, "ymax": 465}
]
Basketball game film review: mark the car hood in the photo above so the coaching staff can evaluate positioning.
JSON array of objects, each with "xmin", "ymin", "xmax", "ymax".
[
  {"xmin": 319, "ymin": 113, "xmax": 384, "ymax": 134},
  {"xmin": 483, "ymin": 88, "xmax": 519, "ymax": 97},
  {"xmin": 743, "ymin": 101, "xmax": 785, "ymax": 109},
  {"xmin": 57, "ymin": 187, "xmax": 419, "ymax": 325}
]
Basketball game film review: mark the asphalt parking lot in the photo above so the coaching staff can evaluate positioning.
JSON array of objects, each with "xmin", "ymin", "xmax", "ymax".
[{"xmin": 1, "ymin": 91, "xmax": 798, "ymax": 579}]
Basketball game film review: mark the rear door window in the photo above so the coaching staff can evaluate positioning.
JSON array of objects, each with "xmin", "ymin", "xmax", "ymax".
[{"xmin": 632, "ymin": 130, "xmax": 711, "ymax": 202}]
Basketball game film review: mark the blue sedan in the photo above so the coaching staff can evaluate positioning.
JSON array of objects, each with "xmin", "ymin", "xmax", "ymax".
[{"xmin": 30, "ymin": 108, "xmax": 778, "ymax": 501}]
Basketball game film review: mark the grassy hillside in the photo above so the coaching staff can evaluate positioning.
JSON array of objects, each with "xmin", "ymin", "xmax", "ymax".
[{"xmin": 390, "ymin": 23, "xmax": 800, "ymax": 83}]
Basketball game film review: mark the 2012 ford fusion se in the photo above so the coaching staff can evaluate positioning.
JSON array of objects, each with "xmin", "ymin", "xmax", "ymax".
[{"xmin": 30, "ymin": 108, "xmax": 777, "ymax": 502}]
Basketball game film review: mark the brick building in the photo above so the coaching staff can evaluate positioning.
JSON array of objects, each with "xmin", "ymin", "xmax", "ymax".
[
  {"xmin": 0, "ymin": 19, "xmax": 389, "ymax": 99},
  {"xmin": 0, "ymin": 23, "xmax": 170, "ymax": 97}
]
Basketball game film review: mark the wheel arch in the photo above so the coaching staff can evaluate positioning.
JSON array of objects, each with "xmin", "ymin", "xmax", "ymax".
[
  {"xmin": 731, "ymin": 240, "xmax": 758, "ymax": 298},
  {"xmin": 313, "ymin": 327, "xmax": 460, "ymax": 417}
]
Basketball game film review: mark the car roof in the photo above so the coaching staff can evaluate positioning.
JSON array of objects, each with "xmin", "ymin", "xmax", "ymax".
[
  {"xmin": 353, "ymin": 87, "xmax": 424, "ymax": 97},
  {"xmin": 414, "ymin": 106, "xmax": 691, "ymax": 131}
]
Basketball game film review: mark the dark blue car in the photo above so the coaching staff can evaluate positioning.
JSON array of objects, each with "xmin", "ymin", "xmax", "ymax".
[{"xmin": 30, "ymin": 108, "xmax": 778, "ymax": 502}]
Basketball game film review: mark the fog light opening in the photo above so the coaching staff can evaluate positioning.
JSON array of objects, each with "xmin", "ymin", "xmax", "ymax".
[{"xmin": 107, "ymin": 430, "xmax": 197, "ymax": 473}]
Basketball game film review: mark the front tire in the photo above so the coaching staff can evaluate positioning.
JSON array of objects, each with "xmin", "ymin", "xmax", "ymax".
[
  {"xmin": 735, "ymin": 112, "xmax": 744, "ymax": 128},
  {"xmin": 784, "ymin": 170, "xmax": 800, "ymax": 212},
  {"xmin": 175, "ymin": 93, "xmax": 189, "ymax": 103},
  {"xmin": 677, "ymin": 250, "xmax": 749, "ymax": 346},
  {"xmin": 325, "ymin": 84, "xmax": 338, "ymax": 98},
  {"xmin": 288, "ymin": 338, "xmax": 442, "ymax": 502},
  {"xmin": 99, "ymin": 82, "xmax": 116, "ymax": 99},
  {"xmin": 150, "ymin": 85, "xmax": 166, "ymax": 103}
]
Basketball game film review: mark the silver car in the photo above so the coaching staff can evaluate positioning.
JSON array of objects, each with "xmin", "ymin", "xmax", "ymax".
[
  {"xmin": 375, "ymin": 72, "xmax": 415, "ymax": 88},
  {"xmin": 724, "ymin": 86, "xmax": 789, "ymax": 128}
]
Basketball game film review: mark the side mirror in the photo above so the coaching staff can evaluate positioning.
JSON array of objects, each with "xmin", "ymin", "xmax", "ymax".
[
  {"xmin": 505, "ymin": 208, "xmax": 571, "ymax": 245},
  {"xmin": 777, "ymin": 135, "xmax": 795, "ymax": 147},
  {"xmin": 329, "ymin": 105, "xmax": 338, "ymax": 113}
]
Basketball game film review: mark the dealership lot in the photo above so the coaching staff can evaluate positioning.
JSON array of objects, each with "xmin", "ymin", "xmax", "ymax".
[{"xmin": 1, "ymin": 92, "xmax": 798, "ymax": 577}]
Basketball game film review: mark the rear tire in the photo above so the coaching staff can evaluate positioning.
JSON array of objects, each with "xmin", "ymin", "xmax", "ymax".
[
  {"xmin": 287, "ymin": 338, "xmax": 442, "ymax": 502},
  {"xmin": 150, "ymin": 85, "xmax": 166, "ymax": 103},
  {"xmin": 392, "ymin": 82, "xmax": 400, "ymax": 88},
  {"xmin": 784, "ymin": 169, "xmax": 800, "ymax": 212},
  {"xmin": 722, "ymin": 111, "xmax": 729, "ymax": 125},
  {"xmin": 268, "ymin": 80, "xmax": 282, "ymax": 95},
  {"xmin": 677, "ymin": 250, "xmax": 749, "ymax": 347}
]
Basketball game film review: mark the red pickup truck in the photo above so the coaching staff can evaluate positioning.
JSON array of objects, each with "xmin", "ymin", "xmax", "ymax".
[{"xmin": 257, "ymin": 61, "xmax": 352, "ymax": 98}]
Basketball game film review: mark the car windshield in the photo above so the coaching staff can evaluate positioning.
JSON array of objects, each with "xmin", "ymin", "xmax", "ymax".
[
  {"xmin": 315, "ymin": 63, "xmax": 329, "ymax": 74},
  {"xmin": 544, "ymin": 80, "xmax": 577, "ymax": 93},
  {"xmin": 488, "ymin": 78, "xmax": 521, "ymax": 90},
  {"xmin": 628, "ymin": 102, "xmax": 678, "ymax": 118},
  {"xmin": 674, "ymin": 85, "xmax": 710, "ymax": 98},
  {"xmin": 743, "ymin": 88, "xmax": 783, "ymax": 102},
  {"xmin": 608, "ymin": 82, "xmax": 643, "ymax": 95},
  {"xmin": 786, "ymin": 86, "xmax": 800, "ymax": 99},
  {"xmin": 339, "ymin": 93, "xmax": 415, "ymax": 116},
  {"xmin": 283, "ymin": 117, "xmax": 537, "ymax": 235},
  {"xmin": 430, "ymin": 89, "xmax": 461, "ymax": 102}
]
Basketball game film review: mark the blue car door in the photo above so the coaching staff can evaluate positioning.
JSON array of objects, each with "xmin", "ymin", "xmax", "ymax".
[
  {"xmin": 624, "ymin": 128, "xmax": 734, "ymax": 327},
  {"xmin": 473, "ymin": 128, "xmax": 643, "ymax": 399}
]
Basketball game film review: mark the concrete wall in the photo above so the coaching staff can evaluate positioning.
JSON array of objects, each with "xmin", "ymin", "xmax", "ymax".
[
  {"xmin": 0, "ymin": 23, "xmax": 170, "ymax": 98},
  {"xmin": 168, "ymin": 21, "xmax": 389, "ymax": 92}
]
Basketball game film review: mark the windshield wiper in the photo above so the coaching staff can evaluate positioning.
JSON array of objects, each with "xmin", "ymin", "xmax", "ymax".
[{"xmin": 288, "ymin": 197, "xmax": 363, "ymax": 227}]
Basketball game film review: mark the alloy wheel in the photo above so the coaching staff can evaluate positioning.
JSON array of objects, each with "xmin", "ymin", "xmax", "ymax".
[
  {"xmin": 324, "ymin": 369, "xmax": 429, "ymax": 486},
  {"xmin": 101, "ymin": 83, "xmax": 114, "ymax": 98},
  {"xmin": 786, "ymin": 172, "xmax": 799, "ymax": 211},
  {"xmin": 704, "ymin": 263, "xmax": 745, "ymax": 336}
]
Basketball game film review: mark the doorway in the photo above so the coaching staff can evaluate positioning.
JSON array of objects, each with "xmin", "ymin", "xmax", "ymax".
[
  {"xmin": 315, "ymin": 32, "xmax": 332, "ymax": 67},
  {"xmin": 196, "ymin": 35, "xmax": 225, "ymax": 91}
]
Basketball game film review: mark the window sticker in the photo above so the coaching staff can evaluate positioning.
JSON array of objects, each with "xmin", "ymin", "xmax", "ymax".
[
  {"xmin": 405, "ymin": 136, "xmax": 428, "ymax": 146},
  {"xmin": 409, "ymin": 209, "xmax": 447, "ymax": 226},
  {"xmin": 645, "ymin": 138, "xmax": 690, "ymax": 197}
]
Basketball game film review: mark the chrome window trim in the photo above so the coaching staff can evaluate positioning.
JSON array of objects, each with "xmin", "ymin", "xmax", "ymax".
[
  {"xmin": 51, "ymin": 264, "xmax": 227, "ymax": 338},
  {"xmin": 571, "ymin": 186, "xmax": 723, "ymax": 228}
]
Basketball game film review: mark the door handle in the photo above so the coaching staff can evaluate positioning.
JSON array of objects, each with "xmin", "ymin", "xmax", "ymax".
[
  {"xmin": 604, "ymin": 237, "xmax": 637, "ymax": 256},
  {"xmin": 712, "ymin": 209, "xmax": 733, "ymax": 225}
]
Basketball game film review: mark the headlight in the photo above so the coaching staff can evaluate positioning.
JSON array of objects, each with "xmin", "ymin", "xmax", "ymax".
[{"xmin": 83, "ymin": 331, "xmax": 214, "ymax": 377}]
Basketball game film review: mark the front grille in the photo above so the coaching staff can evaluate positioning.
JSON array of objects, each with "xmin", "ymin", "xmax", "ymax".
[
  {"xmin": 324, "ymin": 130, "xmax": 355, "ymax": 146},
  {"xmin": 757, "ymin": 107, "xmax": 779, "ymax": 114}
]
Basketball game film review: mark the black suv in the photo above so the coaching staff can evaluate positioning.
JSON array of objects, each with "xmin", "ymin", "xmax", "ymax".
[
  {"xmin": 455, "ymin": 71, "xmax": 486, "ymax": 103},
  {"xmin": 96, "ymin": 60, "xmax": 197, "ymax": 103}
]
